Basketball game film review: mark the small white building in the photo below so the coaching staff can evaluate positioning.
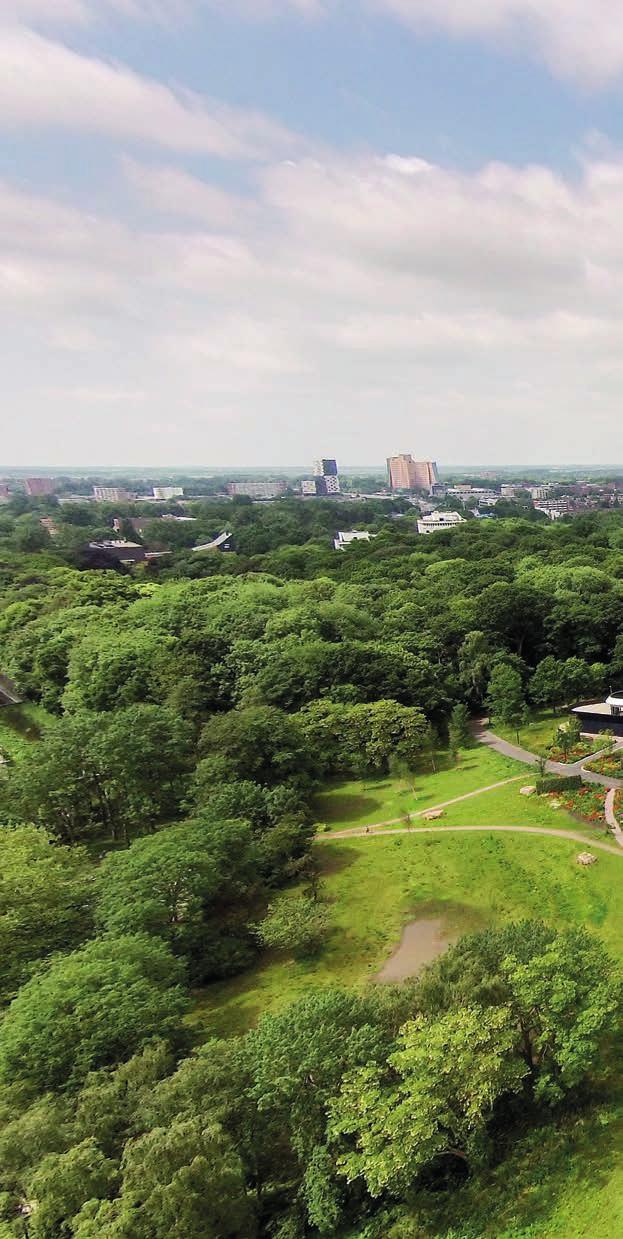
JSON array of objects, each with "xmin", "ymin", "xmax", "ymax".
[
  {"xmin": 153, "ymin": 486, "xmax": 184, "ymax": 500},
  {"xmin": 334, "ymin": 530, "xmax": 372, "ymax": 551},
  {"xmin": 417, "ymin": 512, "xmax": 466, "ymax": 535},
  {"xmin": 535, "ymin": 505, "xmax": 564, "ymax": 521}
]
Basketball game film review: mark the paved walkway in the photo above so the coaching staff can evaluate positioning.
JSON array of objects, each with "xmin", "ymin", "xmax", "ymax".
[
  {"xmin": 472, "ymin": 719, "xmax": 623, "ymax": 789},
  {"xmin": 319, "ymin": 823, "xmax": 623, "ymax": 857},
  {"xmin": 605, "ymin": 789, "xmax": 623, "ymax": 849}
]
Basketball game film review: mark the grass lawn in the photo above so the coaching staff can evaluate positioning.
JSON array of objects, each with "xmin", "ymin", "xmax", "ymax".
[
  {"xmin": 191, "ymin": 825, "xmax": 621, "ymax": 1041},
  {"xmin": 0, "ymin": 703, "xmax": 50, "ymax": 761},
  {"xmin": 192, "ymin": 758, "xmax": 623, "ymax": 1238},
  {"xmin": 492, "ymin": 709, "xmax": 599, "ymax": 760},
  {"xmin": 312, "ymin": 744, "xmax": 522, "ymax": 831},
  {"xmin": 422, "ymin": 781, "xmax": 606, "ymax": 833}
]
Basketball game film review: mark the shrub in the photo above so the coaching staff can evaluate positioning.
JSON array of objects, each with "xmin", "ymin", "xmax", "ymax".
[{"xmin": 536, "ymin": 775, "xmax": 582, "ymax": 795}]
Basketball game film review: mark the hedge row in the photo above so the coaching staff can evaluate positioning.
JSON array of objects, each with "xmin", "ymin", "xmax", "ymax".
[{"xmin": 536, "ymin": 775, "xmax": 582, "ymax": 795}]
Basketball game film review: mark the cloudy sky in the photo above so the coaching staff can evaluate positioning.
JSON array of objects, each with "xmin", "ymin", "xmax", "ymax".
[{"xmin": 5, "ymin": 2, "xmax": 623, "ymax": 466}]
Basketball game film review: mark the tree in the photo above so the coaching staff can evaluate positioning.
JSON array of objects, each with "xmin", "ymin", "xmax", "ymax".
[
  {"xmin": 457, "ymin": 631, "xmax": 494, "ymax": 706},
  {"xmin": 26, "ymin": 1139, "xmax": 119, "ymax": 1239},
  {"xmin": 0, "ymin": 935, "xmax": 187, "ymax": 1091},
  {"xmin": 72, "ymin": 1118, "xmax": 255, "ymax": 1239},
  {"xmin": 239, "ymin": 989, "xmax": 404, "ymax": 1229},
  {"xmin": 420, "ymin": 724, "xmax": 439, "ymax": 773},
  {"xmin": 600, "ymin": 728, "xmax": 616, "ymax": 756},
  {"xmin": 417, "ymin": 921, "xmax": 623, "ymax": 1103},
  {"xmin": 529, "ymin": 656, "xmax": 565, "ymax": 713},
  {"xmin": 329, "ymin": 1005, "xmax": 526, "ymax": 1197},
  {"xmin": 96, "ymin": 818, "xmax": 258, "ymax": 981},
  {"xmin": 298, "ymin": 699, "xmax": 428, "ymax": 778},
  {"xmin": 63, "ymin": 628, "xmax": 176, "ymax": 713},
  {"xmin": 199, "ymin": 706, "xmax": 310, "ymax": 787},
  {"xmin": 448, "ymin": 703, "xmax": 471, "ymax": 752},
  {"xmin": 0, "ymin": 825, "xmax": 93, "ymax": 1001},
  {"xmin": 86, "ymin": 704, "xmax": 195, "ymax": 841},
  {"xmin": 486, "ymin": 663, "xmax": 527, "ymax": 741},
  {"xmin": 257, "ymin": 894, "xmax": 331, "ymax": 959},
  {"xmin": 3, "ymin": 707, "xmax": 194, "ymax": 844},
  {"xmin": 554, "ymin": 715, "xmax": 581, "ymax": 760}
]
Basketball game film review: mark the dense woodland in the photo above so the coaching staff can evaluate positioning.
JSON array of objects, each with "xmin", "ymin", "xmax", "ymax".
[{"xmin": 0, "ymin": 497, "xmax": 623, "ymax": 1235}]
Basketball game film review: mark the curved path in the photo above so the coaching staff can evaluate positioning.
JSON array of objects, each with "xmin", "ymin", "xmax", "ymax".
[
  {"xmin": 318, "ymin": 823, "xmax": 623, "ymax": 857},
  {"xmin": 605, "ymin": 789, "xmax": 623, "ymax": 849},
  {"xmin": 473, "ymin": 719, "xmax": 623, "ymax": 790}
]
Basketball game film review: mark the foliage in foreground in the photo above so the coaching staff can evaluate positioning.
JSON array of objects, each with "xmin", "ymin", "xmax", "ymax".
[{"xmin": 0, "ymin": 922, "xmax": 618, "ymax": 1237}]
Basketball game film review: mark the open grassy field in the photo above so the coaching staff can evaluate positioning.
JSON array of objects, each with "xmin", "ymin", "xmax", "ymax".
[
  {"xmin": 192, "ymin": 821, "xmax": 621, "ymax": 1040},
  {"xmin": 409, "ymin": 1095, "xmax": 623, "ymax": 1239},
  {"xmin": 313, "ymin": 744, "xmax": 522, "ymax": 830},
  {"xmin": 192, "ymin": 814, "xmax": 623, "ymax": 1238}
]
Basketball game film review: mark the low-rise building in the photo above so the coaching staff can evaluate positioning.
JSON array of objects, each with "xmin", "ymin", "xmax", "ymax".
[
  {"xmin": 153, "ymin": 486, "xmax": 184, "ymax": 500},
  {"xmin": 93, "ymin": 487, "xmax": 132, "ymax": 503},
  {"xmin": 535, "ymin": 505, "xmax": 564, "ymax": 521},
  {"xmin": 192, "ymin": 531, "xmax": 233, "ymax": 552},
  {"xmin": 417, "ymin": 512, "xmax": 465, "ymax": 535},
  {"xmin": 334, "ymin": 530, "xmax": 372, "ymax": 550},
  {"xmin": 88, "ymin": 540, "xmax": 146, "ymax": 564},
  {"xmin": 227, "ymin": 481, "xmax": 287, "ymax": 499},
  {"xmin": 0, "ymin": 674, "xmax": 22, "ymax": 706},
  {"xmin": 573, "ymin": 692, "xmax": 623, "ymax": 736}
]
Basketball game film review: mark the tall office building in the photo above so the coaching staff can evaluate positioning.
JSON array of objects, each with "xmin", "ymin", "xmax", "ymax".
[
  {"xmin": 314, "ymin": 459, "xmax": 338, "ymax": 478},
  {"xmin": 412, "ymin": 460, "xmax": 439, "ymax": 490},
  {"xmin": 387, "ymin": 455, "xmax": 439, "ymax": 492},
  {"xmin": 24, "ymin": 477, "xmax": 56, "ymax": 497},
  {"xmin": 304, "ymin": 458, "xmax": 340, "ymax": 495},
  {"xmin": 387, "ymin": 454, "xmax": 417, "ymax": 490}
]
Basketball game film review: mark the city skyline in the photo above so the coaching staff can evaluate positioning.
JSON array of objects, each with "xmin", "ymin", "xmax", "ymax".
[{"xmin": 5, "ymin": 2, "xmax": 623, "ymax": 463}]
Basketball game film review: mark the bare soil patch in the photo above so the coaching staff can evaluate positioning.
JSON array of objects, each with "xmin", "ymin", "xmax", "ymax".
[{"xmin": 376, "ymin": 917, "xmax": 457, "ymax": 982}]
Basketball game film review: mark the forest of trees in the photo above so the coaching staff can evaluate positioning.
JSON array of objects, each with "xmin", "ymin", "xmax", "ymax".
[{"xmin": 0, "ymin": 500, "xmax": 622, "ymax": 1234}]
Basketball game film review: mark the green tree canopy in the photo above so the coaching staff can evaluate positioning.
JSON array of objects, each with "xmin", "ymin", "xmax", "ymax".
[{"xmin": 0, "ymin": 935, "xmax": 187, "ymax": 1091}]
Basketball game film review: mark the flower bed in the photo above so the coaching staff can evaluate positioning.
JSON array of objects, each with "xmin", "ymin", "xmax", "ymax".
[
  {"xmin": 546, "ymin": 742, "xmax": 599, "ymax": 764},
  {"xmin": 583, "ymin": 753, "xmax": 623, "ymax": 778},
  {"xmin": 548, "ymin": 784, "xmax": 607, "ymax": 823}
]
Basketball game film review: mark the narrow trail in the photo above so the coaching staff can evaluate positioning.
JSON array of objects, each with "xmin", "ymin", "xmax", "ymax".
[{"xmin": 318, "ymin": 823, "xmax": 623, "ymax": 857}]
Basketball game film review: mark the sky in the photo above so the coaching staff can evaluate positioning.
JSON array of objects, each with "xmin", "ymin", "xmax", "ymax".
[{"xmin": 6, "ymin": 3, "xmax": 623, "ymax": 466}]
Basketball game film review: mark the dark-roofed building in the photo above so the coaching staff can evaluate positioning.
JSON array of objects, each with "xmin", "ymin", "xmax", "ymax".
[
  {"xmin": 88, "ymin": 540, "xmax": 147, "ymax": 564},
  {"xmin": 572, "ymin": 692, "xmax": 623, "ymax": 736}
]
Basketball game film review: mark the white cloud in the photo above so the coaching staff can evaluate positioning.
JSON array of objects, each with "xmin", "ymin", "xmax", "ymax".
[
  {"xmin": 202, "ymin": 0, "xmax": 324, "ymax": 15},
  {"xmin": 7, "ymin": 146, "xmax": 623, "ymax": 464},
  {"xmin": 0, "ymin": 28, "xmax": 299, "ymax": 158},
  {"xmin": 1, "ymin": 0, "xmax": 192, "ymax": 24},
  {"xmin": 123, "ymin": 159, "xmax": 259, "ymax": 227},
  {"xmin": 368, "ymin": 0, "xmax": 623, "ymax": 87}
]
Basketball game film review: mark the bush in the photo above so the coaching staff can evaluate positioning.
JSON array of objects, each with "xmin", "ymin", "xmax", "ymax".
[
  {"xmin": 536, "ymin": 775, "xmax": 582, "ymax": 795},
  {"xmin": 257, "ymin": 894, "xmax": 331, "ymax": 959}
]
